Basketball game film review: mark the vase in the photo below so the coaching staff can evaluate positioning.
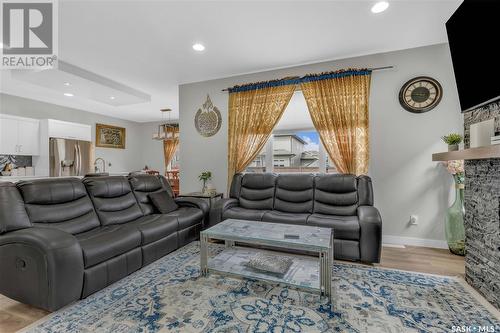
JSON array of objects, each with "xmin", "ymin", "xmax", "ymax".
[
  {"xmin": 202, "ymin": 180, "xmax": 216, "ymax": 195},
  {"xmin": 448, "ymin": 144, "xmax": 459, "ymax": 151},
  {"xmin": 445, "ymin": 182, "xmax": 465, "ymax": 256},
  {"xmin": 205, "ymin": 180, "xmax": 216, "ymax": 195}
]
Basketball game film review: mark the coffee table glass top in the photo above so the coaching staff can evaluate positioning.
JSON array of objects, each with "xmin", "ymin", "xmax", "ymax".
[{"xmin": 202, "ymin": 219, "xmax": 332, "ymax": 251}]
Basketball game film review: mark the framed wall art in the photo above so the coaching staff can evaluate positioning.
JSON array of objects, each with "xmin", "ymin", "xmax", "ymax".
[{"xmin": 95, "ymin": 123, "xmax": 126, "ymax": 149}]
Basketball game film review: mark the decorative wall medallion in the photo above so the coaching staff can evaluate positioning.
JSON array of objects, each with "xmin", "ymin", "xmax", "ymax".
[
  {"xmin": 399, "ymin": 76, "xmax": 443, "ymax": 113},
  {"xmin": 195, "ymin": 95, "xmax": 222, "ymax": 137}
]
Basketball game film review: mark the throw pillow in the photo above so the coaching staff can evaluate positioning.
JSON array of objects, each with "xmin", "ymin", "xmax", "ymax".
[{"xmin": 148, "ymin": 190, "xmax": 179, "ymax": 214}]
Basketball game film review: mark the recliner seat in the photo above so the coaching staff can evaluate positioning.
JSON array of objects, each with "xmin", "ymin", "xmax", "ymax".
[
  {"xmin": 212, "ymin": 173, "xmax": 382, "ymax": 263},
  {"xmin": 0, "ymin": 175, "xmax": 208, "ymax": 311}
]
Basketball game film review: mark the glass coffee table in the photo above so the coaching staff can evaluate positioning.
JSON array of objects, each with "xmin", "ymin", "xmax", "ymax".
[{"xmin": 200, "ymin": 219, "xmax": 333, "ymax": 301}]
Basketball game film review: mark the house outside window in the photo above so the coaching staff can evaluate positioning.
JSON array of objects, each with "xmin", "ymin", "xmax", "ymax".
[
  {"xmin": 246, "ymin": 143, "xmax": 268, "ymax": 173},
  {"xmin": 273, "ymin": 132, "xmax": 320, "ymax": 173},
  {"xmin": 245, "ymin": 91, "xmax": 337, "ymax": 174}
]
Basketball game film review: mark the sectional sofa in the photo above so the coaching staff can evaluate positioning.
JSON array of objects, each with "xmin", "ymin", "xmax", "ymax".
[
  {"xmin": 0, "ymin": 175, "xmax": 208, "ymax": 311},
  {"xmin": 211, "ymin": 173, "xmax": 382, "ymax": 263}
]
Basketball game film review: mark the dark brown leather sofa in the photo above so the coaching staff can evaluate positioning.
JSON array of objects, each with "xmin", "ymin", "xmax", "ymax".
[
  {"xmin": 210, "ymin": 173, "xmax": 382, "ymax": 263},
  {"xmin": 0, "ymin": 174, "xmax": 208, "ymax": 311}
]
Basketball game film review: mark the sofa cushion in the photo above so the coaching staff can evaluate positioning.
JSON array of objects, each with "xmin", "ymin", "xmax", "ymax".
[
  {"xmin": 126, "ymin": 214, "xmax": 178, "ymax": 244},
  {"xmin": 261, "ymin": 211, "xmax": 310, "ymax": 225},
  {"xmin": 307, "ymin": 214, "xmax": 360, "ymax": 240},
  {"xmin": 17, "ymin": 178, "xmax": 100, "ymax": 234},
  {"xmin": 0, "ymin": 183, "xmax": 31, "ymax": 234},
  {"xmin": 76, "ymin": 225, "xmax": 142, "ymax": 268},
  {"xmin": 165, "ymin": 207, "xmax": 203, "ymax": 230},
  {"xmin": 149, "ymin": 191, "xmax": 178, "ymax": 214},
  {"xmin": 223, "ymin": 207, "xmax": 268, "ymax": 221},
  {"xmin": 128, "ymin": 174, "xmax": 174, "ymax": 215},
  {"xmin": 239, "ymin": 173, "xmax": 276, "ymax": 210},
  {"xmin": 274, "ymin": 174, "xmax": 314, "ymax": 213},
  {"xmin": 229, "ymin": 173, "xmax": 244, "ymax": 199},
  {"xmin": 357, "ymin": 175, "xmax": 374, "ymax": 206},
  {"xmin": 313, "ymin": 174, "xmax": 358, "ymax": 216},
  {"xmin": 83, "ymin": 176, "xmax": 144, "ymax": 226}
]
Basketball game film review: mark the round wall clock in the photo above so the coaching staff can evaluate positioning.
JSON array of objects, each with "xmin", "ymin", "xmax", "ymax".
[{"xmin": 399, "ymin": 76, "xmax": 443, "ymax": 113}]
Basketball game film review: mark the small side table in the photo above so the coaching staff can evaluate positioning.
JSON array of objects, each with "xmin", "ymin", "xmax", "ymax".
[{"xmin": 177, "ymin": 192, "xmax": 223, "ymax": 210}]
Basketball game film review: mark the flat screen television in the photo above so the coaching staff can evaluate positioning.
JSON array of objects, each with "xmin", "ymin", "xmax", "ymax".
[{"xmin": 446, "ymin": 0, "xmax": 500, "ymax": 112}]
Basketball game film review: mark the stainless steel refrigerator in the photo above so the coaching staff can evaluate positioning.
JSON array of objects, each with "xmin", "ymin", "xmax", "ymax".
[{"xmin": 49, "ymin": 138, "xmax": 92, "ymax": 177}]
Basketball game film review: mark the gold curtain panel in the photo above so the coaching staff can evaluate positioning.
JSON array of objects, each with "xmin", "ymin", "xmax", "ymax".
[
  {"xmin": 301, "ymin": 71, "xmax": 371, "ymax": 175},
  {"xmin": 228, "ymin": 84, "xmax": 296, "ymax": 185},
  {"xmin": 163, "ymin": 138, "xmax": 179, "ymax": 170}
]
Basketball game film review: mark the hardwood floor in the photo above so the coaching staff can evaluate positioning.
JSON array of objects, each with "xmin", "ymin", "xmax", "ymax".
[
  {"xmin": 379, "ymin": 245, "xmax": 465, "ymax": 277},
  {"xmin": 0, "ymin": 296, "xmax": 48, "ymax": 333},
  {"xmin": 0, "ymin": 245, "xmax": 465, "ymax": 333}
]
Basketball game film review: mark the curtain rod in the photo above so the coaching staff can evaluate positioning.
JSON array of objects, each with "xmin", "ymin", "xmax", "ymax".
[{"xmin": 221, "ymin": 66, "xmax": 394, "ymax": 92}]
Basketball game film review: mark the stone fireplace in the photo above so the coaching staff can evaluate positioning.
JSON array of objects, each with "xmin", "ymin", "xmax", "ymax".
[{"xmin": 463, "ymin": 100, "xmax": 500, "ymax": 309}]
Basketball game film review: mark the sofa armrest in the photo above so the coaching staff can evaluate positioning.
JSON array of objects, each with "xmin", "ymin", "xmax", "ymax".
[
  {"xmin": 174, "ymin": 197, "xmax": 210, "ymax": 215},
  {"xmin": 0, "ymin": 227, "xmax": 84, "ymax": 311},
  {"xmin": 357, "ymin": 205, "xmax": 382, "ymax": 264},
  {"xmin": 174, "ymin": 197, "xmax": 210, "ymax": 227},
  {"xmin": 208, "ymin": 198, "xmax": 239, "ymax": 229}
]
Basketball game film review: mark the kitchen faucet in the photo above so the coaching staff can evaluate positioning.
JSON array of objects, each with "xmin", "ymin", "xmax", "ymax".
[{"xmin": 94, "ymin": 158, "xmax": 106, "ymax": 173}]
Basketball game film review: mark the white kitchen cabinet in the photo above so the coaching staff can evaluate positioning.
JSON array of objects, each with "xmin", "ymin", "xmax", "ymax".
[
  {"xmin": 18, "ymin": 119, "xmax": 40, "ymax": 155},
  {"xmin": 47, "ymin": 119, "xmax": 91, "ymax": 141},
  {"xmin": 0, "ymin": 117, "xmax": 19, "ymax": 154},
  {"xmin": 0, "ymin": 115, "xmax": 40, "ymax": 156}
]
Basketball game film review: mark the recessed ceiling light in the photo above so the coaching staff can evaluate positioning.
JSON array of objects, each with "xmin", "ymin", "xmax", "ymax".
[
  {"xmin": 110, "ymin": 96, "xmax": 115, "ymax": 100},
  {"xmin": 63, "ymin": 82, "xmax": 71, "ymax": 86},
  {"xmin": 63, "ymin": 93, "xmax": 74, "ymax": 97},
  {"xmin": 371, "ymin": 1, "xmax": 389, "ymax": 13},
  {"xmin": 192, "ymin": 43, "xmax": 205, "ymax": 51}
]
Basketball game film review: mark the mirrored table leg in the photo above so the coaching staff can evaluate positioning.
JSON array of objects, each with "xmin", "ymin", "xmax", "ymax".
[{"xmin": 200, "ymin": 233, "xmax": 208, "ymax": 276}]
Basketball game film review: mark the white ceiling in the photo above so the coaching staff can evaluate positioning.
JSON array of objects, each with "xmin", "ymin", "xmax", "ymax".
[{"xmin": 1, "ymin": 0, "xmax": 462, "ymax": 123}]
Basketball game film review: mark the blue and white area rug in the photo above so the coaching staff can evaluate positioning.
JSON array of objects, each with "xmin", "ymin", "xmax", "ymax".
[{"xmin": 24, "ymin": 242, "xmax": 499, "ymax": 333}]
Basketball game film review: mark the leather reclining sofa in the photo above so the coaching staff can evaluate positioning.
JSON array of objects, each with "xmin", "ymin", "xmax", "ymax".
[
  {"xmin": 211, "ymin": 173, "xmax": 382, "ymax": 263},
  {"xmin": 0, "ymin": 175, "xmax": 208, "ymax": 311}
]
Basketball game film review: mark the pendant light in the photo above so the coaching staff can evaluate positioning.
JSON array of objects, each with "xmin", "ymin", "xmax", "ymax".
[{"xmin": 152, "ymin": 108, "xmax": 179, "ymax": 141}]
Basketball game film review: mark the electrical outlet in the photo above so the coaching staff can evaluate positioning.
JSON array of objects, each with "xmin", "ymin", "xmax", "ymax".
[{"xmin": 409, "ymin": 215, "xmax": 418, "ymax": 225}]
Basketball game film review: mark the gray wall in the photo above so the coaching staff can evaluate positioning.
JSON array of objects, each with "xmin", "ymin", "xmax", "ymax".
[
  {"xmin": 137, "ymin": 121, "xmax": 169, "ymax": 172},
  {"xmin": 179, "ymin": 43, "xmax": 463, "ymax": 243},
  {"xmin": 0, "ymin": 93, "xmax": 161, "ymax": 174}
]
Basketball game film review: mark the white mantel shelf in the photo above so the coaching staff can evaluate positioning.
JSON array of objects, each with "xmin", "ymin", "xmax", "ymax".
[{"xmin": 432, "ymin": 145, "xmax": 500, "ymax": 161}]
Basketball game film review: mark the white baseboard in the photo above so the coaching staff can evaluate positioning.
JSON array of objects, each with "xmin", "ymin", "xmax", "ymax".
[{"xmin": 382, "ymin": 235, "xmax": 448, "ymax": 249}]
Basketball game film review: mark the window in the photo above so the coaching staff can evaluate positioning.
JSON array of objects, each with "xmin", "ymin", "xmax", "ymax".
[
  {"xmin": 245, "ymin": 141, "xmax": 268, "ymax": 173},
  {"xmin": 244, "ymin": 91, "xmax": 337, "ymax": 174},
  {"xmin": 169, "ymin": 148, "xmax": 180, "ymax": 170},
  {"xmin": 326, "ymin": 155, "xmax": 337, "ymax": 174},
  {"xmin": 273, "ymin": 131, "xmax": 320, "ymax": 173},
  {"xmin": 273, "ymin": 159, "xmax": 286, "ymax": 167}
]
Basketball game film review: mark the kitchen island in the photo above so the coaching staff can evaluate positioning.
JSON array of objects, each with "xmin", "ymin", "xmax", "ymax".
[{"xmin": 0, "ymin": 172, "xmax": 131, "ymax": 183}]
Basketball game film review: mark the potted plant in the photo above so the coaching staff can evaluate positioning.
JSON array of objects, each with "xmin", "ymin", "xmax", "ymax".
[
  {"xmin": 198, "ymin": 171, "xmax": 215, "ymax": 195},
  {"xmin": 443, "ymin": 160, "xmax": 465, "ymax": 256},
  {"xmin": 441, "ymin": 133, "xmax": 463, "ymax": 151}
]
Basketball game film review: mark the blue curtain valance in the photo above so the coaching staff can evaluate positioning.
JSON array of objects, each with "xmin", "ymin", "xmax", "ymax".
[
  {"xmin": 228, "ymin": 77, "xmax": 301, "ymax": 93},
  {"xmin": 301, "ymin": 69, "xmax": 372, "ymax": 83},
  {"xmin": 227, "ymin": 69, "xmax": 371, "ymax": 93}
]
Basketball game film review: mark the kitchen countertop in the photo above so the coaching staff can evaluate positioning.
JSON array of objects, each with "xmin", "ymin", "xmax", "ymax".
[{"xmin": 0, "ymin": 172, "xmax": 131, "ymax": 182}]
